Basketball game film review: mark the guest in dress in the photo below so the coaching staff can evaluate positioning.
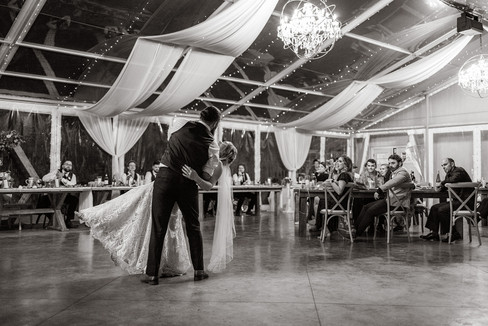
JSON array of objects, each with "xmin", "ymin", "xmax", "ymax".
[
  {"xmin": 307, "ymin": 162, "xmax": 329, "ymax": 222},
  {"xmin": 233, "ymin": 164, "xmax": 256, "ymax": 215},
  {"xmin": 310, "ymin": 155, "xmax": 354, "ymax": 237}
]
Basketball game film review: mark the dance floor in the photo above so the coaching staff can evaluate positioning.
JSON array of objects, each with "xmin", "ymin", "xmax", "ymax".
[{"xmin": 1, "ymin": 212, "xmax": 488, "ymax": 326}]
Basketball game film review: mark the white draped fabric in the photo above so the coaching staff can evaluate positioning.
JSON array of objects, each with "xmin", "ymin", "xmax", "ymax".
[
  {"xmin": 135, "ymin": 49, "xmax": 235, "ymax": 116},
  {"xmin": 84, "ymin": 43, "xmax": 184, "ymax": 117},
  {"xmin": 274, "ymin": 128, "xmax": 312, "ymax": 183},
  {"xmin": 370, "ymin": 36, "xmax": 473, "ymax": 88},
  {"xmin": 80, "ymin": 0, "xmax": 278, "ymax": 117},
  {"xmin": 283, "ymin": 35, "xmax": 473, "ymax": 130},
  {"xmin": 282, "ymin": 82, "xmax": 384, "ymax": 130},
  {"xmin": 79, "ymin": 114, "xmax": 149, "ymax": 177},
  {"xmin": 145, "ymin": 0, "xmax": 277, "ymax": 57}
]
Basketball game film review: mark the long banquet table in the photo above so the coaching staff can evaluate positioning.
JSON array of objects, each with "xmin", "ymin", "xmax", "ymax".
[
  {"xmin": 294, "ymin": 187, "xmax": 488, "ymax": 237},
  {"xmin": 198, "ymin": 185, "xmax": 283, "ymax": 219},
  {"xmin": 0, "ymin": 184, "xmax": 283, "ymax": 231}
]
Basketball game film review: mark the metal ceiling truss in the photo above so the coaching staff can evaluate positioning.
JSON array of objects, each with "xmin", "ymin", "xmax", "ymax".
[{"xmin": 0, "ymin": 0, "xmax": 47, "ymax": 75}]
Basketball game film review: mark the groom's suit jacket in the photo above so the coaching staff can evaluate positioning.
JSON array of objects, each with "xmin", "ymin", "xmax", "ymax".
[{"xmin": 161, "ymin": 121, "xmax": 214, "ymax": 177}]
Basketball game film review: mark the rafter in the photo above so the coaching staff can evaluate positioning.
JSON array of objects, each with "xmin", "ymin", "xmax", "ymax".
[{"xmin": 0, "ymin": 0, "xmax": 47, "ymax": 75}]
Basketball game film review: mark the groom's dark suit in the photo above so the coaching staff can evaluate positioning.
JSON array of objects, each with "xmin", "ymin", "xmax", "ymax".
[{"xmin": 147, "ymin": 121, "xmax": 215, "ymax": 276}]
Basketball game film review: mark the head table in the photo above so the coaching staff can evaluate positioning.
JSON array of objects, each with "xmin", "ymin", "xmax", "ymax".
[{"xmin": 0, "ymin": 184, "xmax": 283, "ymax": 231}]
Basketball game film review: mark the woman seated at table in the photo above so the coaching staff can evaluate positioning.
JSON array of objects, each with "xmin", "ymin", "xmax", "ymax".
[
  {"xmin": 233, "ymin": 164, "xmax": 256, "ymax": 215},
  {"xmin": 307, "ymin": 161, "xmax": 330, "ymax": 221},
  {"xmin": 309, "ymin": 155, "xmax": 354, "ymax": 237}
]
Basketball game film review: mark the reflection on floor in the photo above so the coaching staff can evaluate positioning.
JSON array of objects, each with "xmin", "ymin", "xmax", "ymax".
[{"xmin": 1, "ymin": 211, "xmax": 488, "ymax": 326}]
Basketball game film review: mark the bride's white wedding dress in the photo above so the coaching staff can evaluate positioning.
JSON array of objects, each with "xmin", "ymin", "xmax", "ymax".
[
  {"xmin": 78, "ymin": 182, "xmax": 191, "ymax": 275},
  {"xmin": 78, "ymin": 165, "xmax": 235, "ymax": 275}
]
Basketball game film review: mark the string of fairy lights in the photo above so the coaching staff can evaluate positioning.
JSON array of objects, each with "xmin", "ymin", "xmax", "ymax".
[{"xmin": 59, "ymin": 0, "xmax": 152, "ymax": 104}]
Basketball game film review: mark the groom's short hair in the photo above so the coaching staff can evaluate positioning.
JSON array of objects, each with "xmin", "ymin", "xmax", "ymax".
[{"xmin": 200, "ymin": 106, "xmax": 221, "ymax": 124}]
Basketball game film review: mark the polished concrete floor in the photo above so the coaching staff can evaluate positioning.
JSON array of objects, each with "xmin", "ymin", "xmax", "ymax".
[{"xmin": 1, "ymin": 211, "xmax": 488, "ymax": 326}]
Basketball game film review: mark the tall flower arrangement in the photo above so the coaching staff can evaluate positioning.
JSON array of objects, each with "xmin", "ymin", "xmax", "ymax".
[{"xmin": 0, "ymin": 130, "xmax": 24, "ymax": 152}]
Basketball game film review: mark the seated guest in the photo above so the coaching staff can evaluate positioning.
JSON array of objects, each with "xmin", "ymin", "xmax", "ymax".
[
  {"xmin": 354, "ymin": 159, "xmax": 381, "ymax": 234},
  {"xmin": 378, "ymin": 163, "xmax": 391, "ymax": 186},
  {"xmin": 340, "ymin": 154, "xmax": 411, "ymax": 239},
  {"xmin": 233, "ymin": 164, "xmax": 256, "ymax": 215},
  {"xmin": 123, "ymin": 160, "xmax": 141, "ymax": 186},
  {"xmin": 307, "ymin": 162, "xmax": 329, "ymax": 221},
  {"xmin": 144, "ymin": 160, "xmax": 161, "ymax": 185},
  {"xmin": 310, "ymin": 155, "xmax": 354, "ymax": 236},
  {"xmin": 420, "ymin": 158, "xmax": 472, "ymax": 243},
  {"xmin": 310, "ymin": 159, "xmax": 320, "ymax": 179},
  {"xmin": 41, "ymin": 160, "xmax": 79, "ymax": 228},
  {"xmin": 358, "ymin": 159, "xmax": 381, "ymax": 188}
]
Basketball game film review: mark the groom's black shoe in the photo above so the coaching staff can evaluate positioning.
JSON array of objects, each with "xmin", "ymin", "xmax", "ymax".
[
  {"xmin": 140, "ymin": 275, "xmax": 158, "ymax": 285},
  {"xmin": 194, "ymin": 270, "xmax": 209, "ymax": 281}
]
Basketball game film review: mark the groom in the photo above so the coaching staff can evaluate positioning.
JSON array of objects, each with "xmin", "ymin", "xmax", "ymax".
[{"xmin": 142, "ymin": 106, "xmax": 221, "ymax": 285}]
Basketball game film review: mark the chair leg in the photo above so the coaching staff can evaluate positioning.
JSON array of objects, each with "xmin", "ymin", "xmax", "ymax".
[
  {"xmin": 386, "ymin": 214, "xmax": 391, "ymax": 244},
  {"xmin": 320, "ymin": 214, "xmax": 326, "ymax": 242},
  {"xmin": 373, "ymin": 216, "xmax": 380, "ymax": 240},
  {"xmin": 346, "ymin": 215, "xmax": 354, "ymax": 243},
  {"xmin": 448, "ymin": 216, "xmax": 454, "ymax": 245},
  {"xmin": 468, "ymin": 217, "xmax": 472, "ymax": 243},
  {"xmin": 405, "ymin": 213, "xmax": 410, "ymax": 242}
]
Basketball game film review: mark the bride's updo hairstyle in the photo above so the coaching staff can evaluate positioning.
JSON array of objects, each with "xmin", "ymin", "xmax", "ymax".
[{"xmin": 219, "ymin": 141, "xmax": 237, "ymax": 164}]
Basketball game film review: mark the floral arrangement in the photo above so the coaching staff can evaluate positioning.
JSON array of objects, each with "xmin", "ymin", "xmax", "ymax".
[{"xmin": 0, "ymin": 130, "xmax": 24, "ymax": 152}]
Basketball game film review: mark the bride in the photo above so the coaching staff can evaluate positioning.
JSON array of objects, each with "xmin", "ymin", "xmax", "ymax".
[{"xmin": 77, "ymin": 141, "xmax": 238, "ymax": 277}]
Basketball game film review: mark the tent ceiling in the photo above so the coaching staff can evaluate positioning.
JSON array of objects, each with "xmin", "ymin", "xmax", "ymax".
[{"xmin": 0, "ymin": 0, "xmax": 487, "ymax": 132}]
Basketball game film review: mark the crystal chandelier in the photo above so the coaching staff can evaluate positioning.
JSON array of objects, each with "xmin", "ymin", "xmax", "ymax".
[
  {"xmin": 277, "ymin": 0, "xmax": 341, "ymax": 60},
  {"xmin": 458, "ymin": 54, "xmax": 488, "ymax": 98}
]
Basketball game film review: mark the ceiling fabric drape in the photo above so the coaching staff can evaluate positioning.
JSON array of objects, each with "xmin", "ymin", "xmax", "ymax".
[
  {"xmin": 78, "ymin": 114, "xmax": 149, "ymax": 177},
  {"xmin": 79, "ymin": 0, "xmax": 278, "ymax": 117},
  {"xmin": 283, "ymin": 35, "xmax": 473, "ymax": 130},
  {"xmin": 132, "ymin": 49, "xmax": 235, "ymax": 116},
  {"xmin": 84, "ymin": 42, "xmax": 184, "ymax": 117},
  {"xmin": 274, "ymin": 128, "xmax": 312, "ymax": 182}
]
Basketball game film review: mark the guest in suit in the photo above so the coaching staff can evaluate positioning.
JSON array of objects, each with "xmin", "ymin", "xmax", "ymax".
[
  {"xmin": 420, "ymin": 158, "xmax": 472, "ymax": 243},
  {"xmin": 143, "ymin": 106, "xmax": 221, "ymax": 285},
  {"xmin": 144, "ymin": 161, "xmax": 161, "ymax": 185},
  {"xmin": 41, "ymin": 160, "xmax": 79, "ymax": 228}
]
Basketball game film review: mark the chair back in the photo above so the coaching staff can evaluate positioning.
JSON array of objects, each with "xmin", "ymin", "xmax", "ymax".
[
  {"xmin": 446, "ymin": 182, "xmax": 480, "ymax": 217},
  {"xmin": 324, "ymin": 183, "xmax": 355, "ymax": 215},
  {"xmin": 386, "ymin": 182, "xmax": 415, "ymax": 214}
]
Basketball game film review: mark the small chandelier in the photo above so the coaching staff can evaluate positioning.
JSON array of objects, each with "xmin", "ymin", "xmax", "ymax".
[
  {"xmin": 277, "ymin": 0, "xmax": 341, "ymax": 60},
  {"xmin": 458, "ymin": 54, "xmax": 488, "ymax": 98}
]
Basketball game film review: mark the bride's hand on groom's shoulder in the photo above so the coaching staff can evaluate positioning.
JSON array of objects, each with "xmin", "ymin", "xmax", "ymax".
[{"xmin": 182, "ymin": 165, "xmax": 196, "ymax": 180}]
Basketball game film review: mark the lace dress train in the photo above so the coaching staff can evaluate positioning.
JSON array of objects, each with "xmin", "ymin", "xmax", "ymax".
[{"xmin": 77, "ymin": 182, "xmax": 191, "ymax": 275}]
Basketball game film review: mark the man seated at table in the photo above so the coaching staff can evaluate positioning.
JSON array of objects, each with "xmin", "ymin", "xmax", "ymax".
[
  {"xmin": 144, "ymin": 160, "xmax": 161, "ymax": 185},
  {"xmin": 420, "ymin": 158, "xmax": 471, "ymax": 243},
  {"xmin": 233, "ymin": 163, "xmax": 256, "ymax": 215},
  {"xmin": 41, "ymin": 160, "xmax": 79, "ymax": 228},
  {"xmin": 340, "ymin": 154, "xmax": 411, "ymax": 239}
]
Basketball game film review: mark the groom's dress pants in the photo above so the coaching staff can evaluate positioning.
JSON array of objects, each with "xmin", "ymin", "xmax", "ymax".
[{"xmin": 147, "ymin": 168, "xmax": 203, "ymax": 276}]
